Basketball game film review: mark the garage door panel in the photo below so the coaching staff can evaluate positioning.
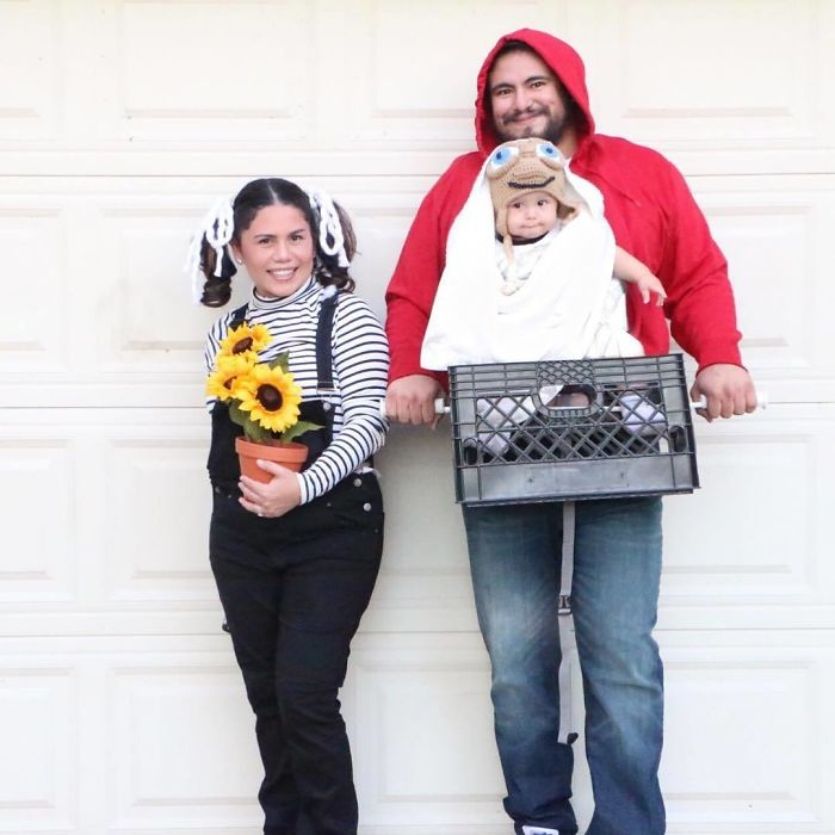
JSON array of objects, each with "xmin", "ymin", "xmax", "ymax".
[
  {"xmin": 568, "ymin": 0, "xmax": 832, "ymax": 148},
  {"xmin": 0, "ymin": 438, "xmax": 76, "ymax": 603},
  {"xmin": 0, "ymin": 664, "xmax": 77, "ymax": 830},
  {"xmin": 103, "ymin": 438, "xmax": 213, "ymax": 604},
  {"xmin": 0, "ymin": 413, "xmax": 214, "ymax": 611},
  {"xmin": 666, "ymin": 662, "xmax": 814, "ymax": 820},
  {"xmin": 112, "ymin": 0, "xmax": 314, "ymax": 143},
  {"xmin": 696, "ymin": 182, "xmax": 835, "ymax": 378},
  {"xmin": 0, "ymin": 0, "xmax": 61, "ymax": 141},
  {"xmin": 618, "ymin": 0, "xmax": 814, "ymax": 142},
  {"xmin": 87, "ymin": 198, "xmax": 231, "ymax": 375},
  {"xmin": 109, "ymin": 662, "xmax": 261, "ymax": 828},
  {"xmin": 709, "ymin": 203, "xmax": 814, "ymax": 368},
  {"xmin": 663, "ymin": 409, "xmax": 834, "ymax": 607},
  {"xmin": 318, "ymin": 0, "xmax": 562, "ymax": 149},
  {"xmin": 346, "ymin": 635, "xmax": 506, "ymax": 828},
  {"xmin": 659, "ymin": 637, "xmax": 835, "ymax": 830},
  {"xmin": 349, "ymin": 200, "xmax": 424, "ymax": 323},
  {"xmin": 0, "ymin": 206, "xmax": 69, "ymax": 371},
  {"xmin": 97, "ymin": 207, "xmax": 213, "ymax": 368}
]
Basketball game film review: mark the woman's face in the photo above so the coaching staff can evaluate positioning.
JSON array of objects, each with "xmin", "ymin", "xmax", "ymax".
[{"xmin": 232, "ymin": 203, "xmax": 315, "ymax": 299}]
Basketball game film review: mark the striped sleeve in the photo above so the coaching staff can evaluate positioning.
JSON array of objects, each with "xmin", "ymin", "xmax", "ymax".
[{"xmin": 297, "ymin": 295, "xmax": 390, "ymax": 503}]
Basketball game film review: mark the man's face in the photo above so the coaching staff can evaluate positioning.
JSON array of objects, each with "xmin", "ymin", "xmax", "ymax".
[{"xmin": 489, "ymin": 50, "xmax": 570, "ymax": 146}]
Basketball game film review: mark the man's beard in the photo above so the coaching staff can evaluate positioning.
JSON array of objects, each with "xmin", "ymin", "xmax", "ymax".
[{"xmin": 495, "ymin": 108, "xmax": 568, "ymax": 145}]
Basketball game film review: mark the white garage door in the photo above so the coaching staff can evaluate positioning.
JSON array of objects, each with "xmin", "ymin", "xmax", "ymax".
[{"xmin": 1, "ymin": 2, "xmax": 834, "ymax": 833}]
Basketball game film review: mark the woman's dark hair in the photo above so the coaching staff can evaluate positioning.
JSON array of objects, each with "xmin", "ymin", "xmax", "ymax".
[{"xmin": 199, "ymin": 177, "xmax": 357, "ymax": 307}]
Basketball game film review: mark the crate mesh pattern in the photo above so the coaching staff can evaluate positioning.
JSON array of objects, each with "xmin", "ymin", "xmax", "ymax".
[{"xmin": 449, "ymin": 354, "xmax": 699, "ymax": 505}]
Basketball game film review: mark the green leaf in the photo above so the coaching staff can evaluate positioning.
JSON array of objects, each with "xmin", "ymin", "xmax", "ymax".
[
  {"xmin": 245, "ymin": 422, "xmax": 273, "ymax": 444},
  {"xmin": 269, "ymin": 352, "xmax": 290, "ymax": 373},
  {"xmin": 228, "ymin": 402, "xmax": 249, "ymax": 428},
  {"xmin": 228, "ymin": 401, "xmax": 272, "ymax": 443},
  {"xmin": 280, "ymin": 421, "xmax": 322, "ymax": 444}
]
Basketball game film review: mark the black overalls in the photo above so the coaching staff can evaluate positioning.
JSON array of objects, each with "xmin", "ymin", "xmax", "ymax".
[{"xmin": 208, "ymin": 292, "xmax": 383, "ymax": 835}]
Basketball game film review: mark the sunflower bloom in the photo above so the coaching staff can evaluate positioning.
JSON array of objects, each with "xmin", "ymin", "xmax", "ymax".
[
  {"xmin": 218, "ymin": 323, "xmax": 271, "ymax": 361},
  {"xmin": 206, "ymin": 354, "xmax": 254, "ymax": 402},
  {"xmin": 236, "ymin": 364, "xmax": 303, "ymax": 433}
]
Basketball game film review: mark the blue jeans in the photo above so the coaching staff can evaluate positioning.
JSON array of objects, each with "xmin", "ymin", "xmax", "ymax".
[{"xmin": 463, "ymin": 497, "xmax": 665, "ymax": 835}]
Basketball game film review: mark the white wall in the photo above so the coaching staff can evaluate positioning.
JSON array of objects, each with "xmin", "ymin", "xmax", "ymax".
[{"xmin": 1, "ymin": 1, "xmax": 834, "ymax": 833}]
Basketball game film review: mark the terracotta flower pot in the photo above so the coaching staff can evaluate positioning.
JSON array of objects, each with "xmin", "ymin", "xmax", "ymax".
[{"xmin": 235, "ymin": 437, "xmax": 309, "ymax": 483}]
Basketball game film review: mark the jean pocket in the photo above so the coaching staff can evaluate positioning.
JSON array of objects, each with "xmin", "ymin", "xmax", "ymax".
[{"xmin": 330, "ymin": 474, "xmax": 384, "ymax": 530}]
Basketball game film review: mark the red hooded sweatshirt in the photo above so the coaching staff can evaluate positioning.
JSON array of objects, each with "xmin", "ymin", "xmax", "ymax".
[{"xmin": 385, "ymin": 28, "xmax": 743, "ymax": 384}]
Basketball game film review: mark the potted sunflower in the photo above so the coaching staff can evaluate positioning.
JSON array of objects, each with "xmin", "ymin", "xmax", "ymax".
[{"xmin": 206, "ymin": 323, "xmax": 320, "ymax": 482}]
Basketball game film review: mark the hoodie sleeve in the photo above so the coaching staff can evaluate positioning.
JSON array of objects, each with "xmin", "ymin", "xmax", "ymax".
[
  {"xmin": 657, "ymin": 160, "xmax": 743, "ymax": 371},
  {"xmin": 384, "ymin": 154, "xmax": 482, "ymax": 383}
]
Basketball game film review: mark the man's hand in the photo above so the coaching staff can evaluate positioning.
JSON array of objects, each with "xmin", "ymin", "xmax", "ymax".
[
  {"xmin": 690, "ymin": 364, "xmax": 757, "ymax": 422},
  {"xmin": 385, "ymin": 374, "xmax": 444, "ymax": 426}
]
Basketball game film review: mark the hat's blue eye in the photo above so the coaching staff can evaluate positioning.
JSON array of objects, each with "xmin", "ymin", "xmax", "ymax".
[
  {"xmin": 489, "ymin": 145, "xmax": 519, "ymax": 169},
  {"xmin": 537, "ymin": 142, "xmax": 560, "ymax": 160}
]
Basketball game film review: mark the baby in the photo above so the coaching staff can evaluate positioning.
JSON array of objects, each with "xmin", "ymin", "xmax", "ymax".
[
  {"xmin": 422, "ymin": 137, "xmax": 663, "ymax": 369},
  {"xmin": 488, "ymin": 138, "xmax": 665, "ymax": 305},
  {"xmin": 421, "ymin": 138, "xmax": 668, "ymax": 451}
]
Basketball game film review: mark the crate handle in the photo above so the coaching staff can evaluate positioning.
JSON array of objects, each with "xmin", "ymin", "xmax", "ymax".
[{"xmin": 536, "ymin": 383, "xmax": 597, "ymax": 411}]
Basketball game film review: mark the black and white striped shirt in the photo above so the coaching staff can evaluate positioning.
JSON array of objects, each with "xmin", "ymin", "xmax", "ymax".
[{"xmin": 204, "ymin": 277, "xmax": 389, "ymax": 504}]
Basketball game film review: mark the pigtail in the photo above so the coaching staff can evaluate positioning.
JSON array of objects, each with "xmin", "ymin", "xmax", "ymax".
[
  {"xmin": 309, "ymin": 193, "xmax": 357, "ymax": 293},
  {"xmin": 199, "ymin": 238, "xmax": 237, "ymax": 307},
  {"xmin": 184, "ymin": 197, "xmax": 236, "ymax": 306},
  {"xmin": 335, "ymin": 202, "xmax": 357, "ymax": 262}
]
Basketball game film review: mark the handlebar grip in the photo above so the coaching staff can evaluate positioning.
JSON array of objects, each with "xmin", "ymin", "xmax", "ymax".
[
  {"xmin": 691, "ymin": 388, "xmax": 766, "ymax": 411},
  {"xmin": 379, "ymin": 397, "xmax": 448, "ymax": 420}
]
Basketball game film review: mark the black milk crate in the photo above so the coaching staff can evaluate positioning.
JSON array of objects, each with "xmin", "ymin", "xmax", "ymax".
[{"xmin": 448, "ymin": 354, "xmax": 699, "ymax": 506}]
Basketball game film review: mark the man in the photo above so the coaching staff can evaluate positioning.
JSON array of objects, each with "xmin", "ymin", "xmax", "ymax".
[{"xmin": 384, "ymin": 29, "xmax": 756, "ymax": 835}]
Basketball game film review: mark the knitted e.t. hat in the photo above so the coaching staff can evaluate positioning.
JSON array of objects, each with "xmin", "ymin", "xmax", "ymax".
[{"xmin": 486, "ymin": 138, "xmax": 585, "ymax": 241}]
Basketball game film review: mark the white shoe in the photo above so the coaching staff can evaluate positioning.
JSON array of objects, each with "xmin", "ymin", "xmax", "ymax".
[{"xmin": 522, "ymin": 827, "xmax": 561, "ymax": 835}]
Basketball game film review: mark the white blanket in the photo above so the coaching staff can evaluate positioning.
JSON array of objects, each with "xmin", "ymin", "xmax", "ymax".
[{"xmin": 421, "ymin": 158, "xmax": 643, "ymax": 370}]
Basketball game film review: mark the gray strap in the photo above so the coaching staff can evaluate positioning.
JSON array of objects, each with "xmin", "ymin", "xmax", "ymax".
[
  {"xmin": 559, "ymin": 500, "xmax": 575, "ymax": 612},
  {"xmin": 557, "ymin": 500, "xmax": 576, "ymax": 745}
]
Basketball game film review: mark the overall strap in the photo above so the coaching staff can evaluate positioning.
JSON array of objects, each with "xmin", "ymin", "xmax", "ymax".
[
  {"xmin": 229, "ymin": 302, "xmax": 248, "ymax": 328},
  {"xmin": 315, "ymin": 289, "xmax": 339, "ymax": 393},
  {"xmin": 229, "ymin": 295, "xmax": 335, "ymax": 391}
]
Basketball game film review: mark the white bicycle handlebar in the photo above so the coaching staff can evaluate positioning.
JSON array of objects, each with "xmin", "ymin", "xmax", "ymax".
[{"xmin": 379, "ymin": 391, "xmax": 766, "ymax": 419}]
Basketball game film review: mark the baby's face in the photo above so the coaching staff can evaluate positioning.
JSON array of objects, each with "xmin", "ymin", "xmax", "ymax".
[{"xmin": 505, "ymin": 192, "xmax": 559, "ymax": 240}]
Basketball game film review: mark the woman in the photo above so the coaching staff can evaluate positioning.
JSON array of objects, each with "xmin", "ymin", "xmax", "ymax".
[{"xmin": 190, "ymin": 178, "xmax": 388, "ymax": 835}]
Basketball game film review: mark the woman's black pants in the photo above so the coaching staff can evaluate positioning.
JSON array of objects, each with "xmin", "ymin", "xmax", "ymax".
[{"xmin": 209, "ymin": 473, "xmax": 383, "ymax": 835}]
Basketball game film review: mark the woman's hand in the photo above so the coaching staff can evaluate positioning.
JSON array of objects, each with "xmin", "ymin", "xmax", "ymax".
[{"xmin": 239, "ymin": 461, "xmax": 302, "ymax": 518}]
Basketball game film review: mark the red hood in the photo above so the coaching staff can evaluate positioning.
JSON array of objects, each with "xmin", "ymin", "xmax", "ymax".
[{"xmin": 474, "ymin": 28, "xmax": 595, "ymax": 156}]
